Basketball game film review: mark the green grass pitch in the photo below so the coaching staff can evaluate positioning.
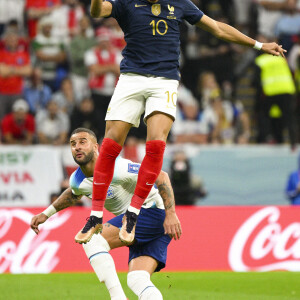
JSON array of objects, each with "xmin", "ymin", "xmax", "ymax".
[{"xmin": 2, "ymin": 272, "xmax": 300, "ymax": 299}]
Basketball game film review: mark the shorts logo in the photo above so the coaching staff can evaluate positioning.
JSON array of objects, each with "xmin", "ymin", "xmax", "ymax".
[
  {"xmin": 151, "ymin": 4, "xmax": 161, "ymax": 16},
  {"xmin": 128, "ymin": 163, "xmax": 140, "ymax": 174}
]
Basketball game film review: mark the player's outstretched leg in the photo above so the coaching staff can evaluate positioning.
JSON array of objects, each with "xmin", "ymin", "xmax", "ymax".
[
  {"xmin": 75, "ymin": 137, "xmax": 122, "ymax": 244},
  {"xmin": 127, "ymin": 270, "xmax": 163, "ymax": 300},
  {"xmin": 119, "ymin": 140, "xmax": 166, "ymax": 244},
  {"xmin": 83, "ymin": 234, "xmax": 127, "ymax": 299},
  {"xmin": 75, "ymin": 215, "xmax": 103, "ymax": 244}
]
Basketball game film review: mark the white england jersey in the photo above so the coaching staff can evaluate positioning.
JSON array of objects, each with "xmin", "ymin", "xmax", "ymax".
[{"xmin": 69, "ymin": 157, "xmax": 164, "ymax": 216}]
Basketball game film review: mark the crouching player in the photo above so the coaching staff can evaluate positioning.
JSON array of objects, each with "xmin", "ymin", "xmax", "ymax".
[{"xmin": 31, "ymin": 128, "xmax": 181, "ymax": 300}]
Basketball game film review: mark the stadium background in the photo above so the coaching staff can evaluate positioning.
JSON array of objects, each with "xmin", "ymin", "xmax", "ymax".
[{"xmin": 1, "ymin": 0, "xmax": 300, "ymax": 299}]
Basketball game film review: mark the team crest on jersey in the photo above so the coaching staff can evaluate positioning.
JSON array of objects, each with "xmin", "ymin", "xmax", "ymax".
[
  {"xmin": 128, "ymin": 163, "xmax": 140, "ymax": 174},
  {"xmin": 168, "ymin": 5, "xmax": 174, "ymax": 14},
  {"xmin": 151, "ymin": 4, "xmax": 161, "ymax": 16},
  {"xmin": 106, "ymin": 186, "xmax": 114, "ymax": 199}
]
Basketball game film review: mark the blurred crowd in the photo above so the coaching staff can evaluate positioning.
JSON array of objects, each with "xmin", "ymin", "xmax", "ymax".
[{"xmin": 1, "ymin": 0, "xmax": 300, "ymax": 147}]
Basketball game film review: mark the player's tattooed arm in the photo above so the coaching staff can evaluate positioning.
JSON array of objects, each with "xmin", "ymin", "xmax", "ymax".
[
  {"xmin": 52, "ymin": 187, "xmax": 82, "ymax": 212},
  {"xmin": 156, "ymin": 171, "xmax": 182, "ymax": 240},
  {"xmin": 156, "ymin": 172, "xmax": 175, "ymax": 212}
]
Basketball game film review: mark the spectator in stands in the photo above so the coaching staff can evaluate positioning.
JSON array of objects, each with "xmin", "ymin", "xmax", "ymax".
[
  {"xmin": 170, "ymin": 150, "xmax": 207, "ymax": 205},
  {"xmin": 171, "ymin": 83, "xmax": 213, "ymax": 144},
  {"xmin": 0, "ymin": 20, "xmax": 29, "ymax": 53},
  {"xmin": 70, "ymin": 97, "xmax": 101, "ymax": 138},
  {"xmin": 197, "ymin": 71, "xmax": 221, "ymax": 107},
  {"xmin": 1, "ymin": 99, "xmax": 35, "ymax": 145},
  {"xmin": 51, "ymin": 0, "xmax": 88, "ymax": 44},
  {"xmin": 53, "ymin": 77, "xmax": 79, "ymax": 114},
  {"xmin": 23, "ymin": 67, "xmax": 52, "ymax": 115},
  {"xmin": 25, "ymin": 0, "xmax": 61, "ymax": 40},
  {"xmin": 0, "ymin": 0, "xmax": 25, "ymax": 36},
  {"xmin": 232, "ymin": 0, "xmax": 254, "ymax": 34},
  {"xmin": 35, "ymin": 99, "xmax": 70, "ymax": 145},
  {"xmin": 84, "ymin": 26, "xmax": 121, "ymax": 138},
  {"xmin": 206, "ymin": 95, "xmax": 250, "ymax": 144},
  {"xmin": 68, "ymin": 15, "xmax": 96, "ymax": 100},
  {"xmin": 255, "ymin": 0, "xmax": 288, "ymax": 39},
  {"xmin": 32, "ymin": 16, "xmax": 67, "ymax": 92},
  {"xmin": 197, "ymin": 72, "xmax": 251, "ymax": 144},
  {"xmin": 102, "ymin": 18, "xmax": 126, "ymax": 52},
  {"xmin": 285, "ymin": 151, "xmax": 300, "ymax": 205},
  {"xmin": 274, "ymin": 0, "xmax": 300, "ymax": 52},
  {"xmin": 0, "ymin": 30, "xmax": 32, "ymax": 121},
  {"xmin": 254, "ymin": 35, "xmax": 297, "ymax": 147}
]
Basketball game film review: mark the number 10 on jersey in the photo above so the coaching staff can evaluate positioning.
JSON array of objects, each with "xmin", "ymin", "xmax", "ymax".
[{"xmin": 150, "ymin": 20, "xmax": 168, "ymax": 35}]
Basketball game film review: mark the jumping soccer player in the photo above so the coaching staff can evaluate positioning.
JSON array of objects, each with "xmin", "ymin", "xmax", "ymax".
[
  {"xmin": 31, "ymin": 128, "xmax": 181, "ymax": 300},
  {"xmin": 76, "ymin": 0, "xmax": 287, "ymax": 245}
]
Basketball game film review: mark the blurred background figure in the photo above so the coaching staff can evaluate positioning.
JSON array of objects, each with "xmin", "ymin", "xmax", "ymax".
[
  {"xmin": 50, "ymin": 0, "xmax": 88, "ymax": 43},
  {"xmin": 68, "ymin": 15, "xmax": 96, "ymax": 100},
  {"xmin": 25, "ymin": 0, "xmax": 61, "ymax": 40},
  {"xmin": 0, "ymin": 30, "xmax": 32, "ymax": 121},
  {"xmin": 84, "ymin": 26, "xmax": 121, "ymax": 138},
  {"xmin": 255, "ymin": 0, "xmax": 289, "ymax": 40},
  {"xmin": 254, "ymin": 35, "xmax": 297, "ymax": 147},
  {"xmin": 52, "ymin": 77, "xmax": 79, "ymax": 114},
  {"xmin": 70, "ymin": 97, "xmax": 101, "ymax": 137},
  {"xmin": 35, "ymin": 99, "xmax": 69, "ymax": 145},
  {"xmin": 285, "ymin": 151, "xmax": 300, "ymax": 204},
  {"xmin": 0, "ymin": 19, "xmax": 29, "ymax": 52},
  {"xmin": 172, "ymin": 83, "xmax": 212, "ymax": 144},
  {"xmin": 170, "ymin": 150, "xmax": 207, "ymax": 205},
  {"xmin": 32, "ymin": 16, "xmax": 67, "ymax": 92},
  {"xmin": 1, "ymin": 99, "xmax": 35, "ymax": 145},
  {"xmin": 0, "ymin": 0, "xmax": 25, "ymax": 37},
  {"xmin": 23, "ymin": 67, "xmax": 52, "ymax": 115}
]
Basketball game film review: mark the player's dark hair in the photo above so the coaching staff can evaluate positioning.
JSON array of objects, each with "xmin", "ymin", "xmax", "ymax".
[{"xmin": 71, "ymin": 128, "xmax": 97, "ymax": 140}]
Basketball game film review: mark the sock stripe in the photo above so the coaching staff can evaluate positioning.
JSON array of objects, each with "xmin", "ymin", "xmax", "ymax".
[
  {"xmin": 89, "ymin": 251, "xmax": 108, "ymax": 262},
  {"xmin": 140, "ymin": 285, "xmax": 155, "ymax": 296}
]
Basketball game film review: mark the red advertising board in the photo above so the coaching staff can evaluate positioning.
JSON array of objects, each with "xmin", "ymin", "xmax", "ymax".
[{"xmin": 1, "ymin": 206, "xmax": 300, "ymax": 273}]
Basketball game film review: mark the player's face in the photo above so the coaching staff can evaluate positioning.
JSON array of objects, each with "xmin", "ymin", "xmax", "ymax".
[{"xmin": 70, "ymin": 132, "xmax": 96, "ymax": 166}]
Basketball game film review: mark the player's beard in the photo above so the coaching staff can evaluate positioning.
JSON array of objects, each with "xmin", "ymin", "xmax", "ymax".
[{"xmin": 73, "ymin": 150, "xmax": 94, "ymax": 166}]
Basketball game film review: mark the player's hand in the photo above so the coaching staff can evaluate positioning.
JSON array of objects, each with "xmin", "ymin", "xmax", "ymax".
[
  {"xmin": 163, "ymin": 211, "xmax": 182, "ymax": 240},
  {"xmin": 262, "ymin": 42, "xmax": 287, "ymax": 57},
  {"xmin": 30, "ymin": 213, "xmax": 48, "ymax": 235}
]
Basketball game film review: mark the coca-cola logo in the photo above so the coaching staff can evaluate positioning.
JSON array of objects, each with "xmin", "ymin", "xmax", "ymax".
[
  {"xmin": 0, "ymin": 209, "xmax": 71, "ymax": 274},
  {"xmin": 229, "ymin": 206, "xmax": 300, "ymax": 271}
]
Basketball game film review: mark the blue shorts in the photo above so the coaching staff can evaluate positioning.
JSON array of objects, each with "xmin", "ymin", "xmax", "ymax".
[{"xmin": 107, "ymin": 207, "xmax": 172, "ymax": 272}]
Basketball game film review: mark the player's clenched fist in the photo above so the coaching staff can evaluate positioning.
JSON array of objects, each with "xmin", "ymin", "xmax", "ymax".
[{"xmin": 30, "ymin": 213, "xmax": 48, "ymax": 235}]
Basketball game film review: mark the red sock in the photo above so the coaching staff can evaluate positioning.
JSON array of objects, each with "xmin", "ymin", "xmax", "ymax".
[
  {"xmin": 92, "ymin": 138, "xmax": 122, "ymax": 211},
  {"xmin": 131, "ymin": 140, "xmax": 166, "ymax": 210}
]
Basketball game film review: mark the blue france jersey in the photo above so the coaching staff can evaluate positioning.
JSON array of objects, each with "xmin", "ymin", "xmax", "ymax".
[{"xmin": 106, "ymin": 0, "xmax": 203, "ymax": 80}]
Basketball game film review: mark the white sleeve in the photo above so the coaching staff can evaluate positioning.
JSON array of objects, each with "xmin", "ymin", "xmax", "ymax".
[{"xmin": 84, "ymin": 49, "xmax": 97, "ymax": 66}]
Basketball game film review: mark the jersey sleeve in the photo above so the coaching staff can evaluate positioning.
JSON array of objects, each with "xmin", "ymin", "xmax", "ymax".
[
  {"xmin": 106, "ymin": 0, "xmax": 125, "ymax": 20},
  {"xmin": 182, "ymin": 0, "xmax": 204, "ymax": 25},
  {"xmin": 69, "ymin": 169, "xmax": 83, "ymax": 195}
]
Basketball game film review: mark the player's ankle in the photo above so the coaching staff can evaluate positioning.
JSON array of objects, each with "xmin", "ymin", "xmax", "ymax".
[
  {"xmin": 90, "ymin": 211, "xmax": 103, "ymax": 218},
  {"xmin": 127, "ymin": 206, "xmax": 140, "ymax": 215}
]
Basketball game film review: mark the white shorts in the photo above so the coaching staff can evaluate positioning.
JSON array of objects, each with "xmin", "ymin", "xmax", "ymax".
[{"xmin": 105, "ymin": 73, "xmax": 179, "ymax": 127}]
